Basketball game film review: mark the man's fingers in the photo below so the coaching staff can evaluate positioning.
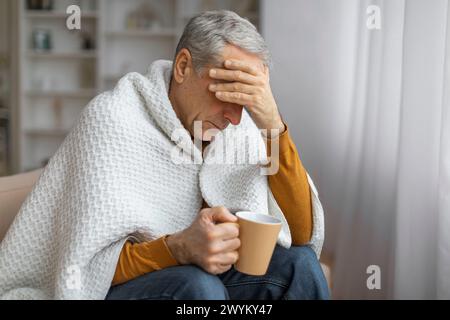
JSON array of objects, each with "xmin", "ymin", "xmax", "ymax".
[
  {"xmin": 216, "ymin": 251, "xmax": 239, "ymax": 266},
  {"xmin": 208, "ymin": 234, "xmax": 240, "ymax": 255},
  {"xmin": 221, "ymin": 237, "xmax": 241, "ymax": 251},
  {"xmin": 209, "ymin": 68, "xmax": 261, "ymax": 85},
  {"xmin": 215, "ymin": 91, "xmax": 255, "ymax": 106},
  {"xmin": 215, "ymin": 264, "xmax": 233, "ymax": 274},
  {"xmin": 264, "ymin": 65, "xmax": 270, "ymax": 81},
  {"xmin": 214, "ymin": 222, "xmax": 240, "ymax": 241},
  {"xmin": 210, "ymin": 206, "xmax": 237, "ymax": 224},
  {"xmin": 223, "ymin": 59, "xmax": 262, "ymax": 76},
  {"xmin": 208, "ymin": 82, "xmax": 257, "ymax": 95}
]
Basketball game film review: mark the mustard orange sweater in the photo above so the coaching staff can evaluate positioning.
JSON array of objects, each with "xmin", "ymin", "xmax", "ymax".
[{"xmin": 112, "ymin": 126, "xmax": 313, "ymax": 286}]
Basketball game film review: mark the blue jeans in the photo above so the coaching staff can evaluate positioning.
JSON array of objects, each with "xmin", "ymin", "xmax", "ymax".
[{"xmin": 105, "ymin": 245, "xmax": 330, "ymax": 300}]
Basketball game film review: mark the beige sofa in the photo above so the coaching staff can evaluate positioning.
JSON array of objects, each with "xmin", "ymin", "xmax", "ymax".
[
  {"xmin": 0, "ymin": 169, "xmax": 331, "ymax": 291},
  {"xmin": 0, "ymin": 169, "xmax": 43, "ymax": 241}
]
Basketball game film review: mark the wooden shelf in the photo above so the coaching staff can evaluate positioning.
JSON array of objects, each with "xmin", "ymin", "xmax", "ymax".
[
  {"xmin": 25, "ymin": 89, "xmax": 97, "ymax": 99},
  {"xmin": 0, "ymin": 108, "xmax": 9, "ymax": 120},
  {"xmin": 26, "ymin": 11, "xmax": 98, "ymax": 19},
  {"xmin": 245, "ymin": 12, "xmax": 259, "ymax": 21},
  {"xmin": 27, "ymin": 51, "xmax": 97, "ymax": 59},
  {"xmin": 24, "ymin": 128, "xmax": 69, "ymax": 137},
  {"xmin": 105, "ymin": 29, "xmax": 177, "ymax": 38},
  {"xmin": 103, "ymin": 74, "xmax": 123, "ymax": 82}
]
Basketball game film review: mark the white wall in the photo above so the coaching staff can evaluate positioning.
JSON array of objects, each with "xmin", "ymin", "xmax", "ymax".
[{"xmin": 261, "ymin": 0, "xmax": 359, "ymax": 256}]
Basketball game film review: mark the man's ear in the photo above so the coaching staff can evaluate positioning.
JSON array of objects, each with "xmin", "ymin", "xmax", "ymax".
[{"xmin": 173, "ymin": 48, "xmax": 193, "ymax": 84}]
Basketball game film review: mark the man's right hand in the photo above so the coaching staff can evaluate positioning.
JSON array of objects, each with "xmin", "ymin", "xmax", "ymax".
[{"xmin": 165, "ymin": 206, "xmax": 241, "ymax": 275}]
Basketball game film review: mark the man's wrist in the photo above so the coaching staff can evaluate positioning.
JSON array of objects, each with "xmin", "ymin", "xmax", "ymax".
[
  {"xmin": 262, "ymin": 119, "xmax": 286, "ymax": 139},
  {"xmin": 165, "ymin": 232, "xmax": 189, "ymax": 265}
]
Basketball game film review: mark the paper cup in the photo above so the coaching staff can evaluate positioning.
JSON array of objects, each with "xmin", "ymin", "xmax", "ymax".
[{"xmin": 234, "ymin": 211, "xmax": 281, "ymax": 275}]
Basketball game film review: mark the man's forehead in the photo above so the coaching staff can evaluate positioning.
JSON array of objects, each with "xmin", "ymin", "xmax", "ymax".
[{"xmin": 217, "ymin": 45, "xmax": 265, "ymax": 71}]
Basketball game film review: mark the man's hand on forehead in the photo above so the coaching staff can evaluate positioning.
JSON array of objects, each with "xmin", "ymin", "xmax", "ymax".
[
  {"xmin": 209, "ymin": 59, "xmax": 267, "ymax": 83},
  {"xmin": 207, "ymin": 59, "xmax": 285, "ymax": 138}
]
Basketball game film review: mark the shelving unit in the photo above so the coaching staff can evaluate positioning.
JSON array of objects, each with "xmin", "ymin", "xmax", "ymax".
[
  {"xmin": 24, "ymin": 128, "xmax": 69, "ymax": 136},
  {"xmin": 0, "ymin": 109, "xmax": 8, "ymax": 119},
  {"xmin": 16, "ymin": 0, "xmax": 99, "ymax": 171},
  {"xmin": 27, "ymin": 50, "xmax": 97, "ymax": 59},
  {"xmin": 0, "ymin": 0, "xmax": 12, "ymax": 175},
  {"xmin": 26, "ymin": 10, "xmax": 98, "ymax": 19},
  {"xmin": 12, "ymin": 0, "xmax": 260, "ymax": 173},
  {"xmin": 25, "ymin": 89, "xmax": 97, "ymax": 99},
  {"xmin": 104, "ymin": 29, "xmax": 178, "ymax": 38}
]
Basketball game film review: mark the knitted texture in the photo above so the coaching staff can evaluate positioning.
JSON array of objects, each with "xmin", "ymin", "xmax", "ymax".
[{"xmin": 0, "ymin": 60, "xmax": 324, "ymax": 299}]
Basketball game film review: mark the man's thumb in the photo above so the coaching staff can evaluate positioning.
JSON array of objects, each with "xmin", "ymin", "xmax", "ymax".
[{"xmin": 211, "ymin": 206, "xmax": 237, "ymax": 224}]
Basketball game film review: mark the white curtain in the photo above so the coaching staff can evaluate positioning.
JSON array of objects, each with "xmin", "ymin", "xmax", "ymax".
[{"xmin": 262, "ymin": 0, "xmax": 450, "ymax": 299}]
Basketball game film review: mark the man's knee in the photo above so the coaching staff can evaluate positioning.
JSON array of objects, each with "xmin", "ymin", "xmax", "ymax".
[
  {"xmin": 174, "ymin": 265, "xmax": 229, "ymax": 300},
  {"xmin": 287, "ymin": 246, "xmax": 330, "ymax": 299}
]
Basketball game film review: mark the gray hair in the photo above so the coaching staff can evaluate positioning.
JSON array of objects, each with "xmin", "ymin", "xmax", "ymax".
[{"xmin": 174, "ymin": 10, "xmax": 271, "ymax": 74}]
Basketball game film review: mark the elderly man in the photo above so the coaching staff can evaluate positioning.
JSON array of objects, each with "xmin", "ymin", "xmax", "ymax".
[
  {"xmin": 106, "ymin": 11, "xmax": 329, "ymax": 300},
  {"xmin": 0, "ymin": 10, "xmax": 328, "ymax": 300}
]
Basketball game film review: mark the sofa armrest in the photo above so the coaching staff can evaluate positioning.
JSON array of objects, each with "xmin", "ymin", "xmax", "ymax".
[{"xmin": 0, "ymin": 169, "xmax": 43, "ymax": 242}]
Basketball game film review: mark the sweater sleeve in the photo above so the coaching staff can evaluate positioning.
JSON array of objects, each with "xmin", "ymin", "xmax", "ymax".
[
  {"xmin": 267, "ymin": 125, "xmax": 313, "ymax": 245},
  {"xmin": 112, "ymin": 235, "xmax": 179, "ymax": 286}
]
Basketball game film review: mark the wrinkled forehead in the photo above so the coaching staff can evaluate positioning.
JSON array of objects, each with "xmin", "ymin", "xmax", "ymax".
[{"xmin": 212, "ymin": 44, "xmax": 266, "ymax": 71}]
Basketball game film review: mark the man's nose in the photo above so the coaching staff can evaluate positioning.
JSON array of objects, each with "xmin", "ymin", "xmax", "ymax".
[{"xmin": 223, "ymin": 104, "xmax": 243, "ymax": 126}]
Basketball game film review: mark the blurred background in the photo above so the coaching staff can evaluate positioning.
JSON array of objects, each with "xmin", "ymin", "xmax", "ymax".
[{"xmin": 0, "ymin": 0, "xmax": 449, "ymax": 299}]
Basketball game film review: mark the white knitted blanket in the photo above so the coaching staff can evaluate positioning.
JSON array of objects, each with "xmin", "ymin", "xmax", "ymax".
[{"xmin": 0, "ymin": 60, "xmax": 324, "ymax": 300}]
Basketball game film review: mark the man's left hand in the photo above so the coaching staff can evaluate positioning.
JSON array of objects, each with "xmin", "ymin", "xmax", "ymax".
[{"xmin": 208, "ymin": 59, "xmax": 285, "ymax": 138}]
